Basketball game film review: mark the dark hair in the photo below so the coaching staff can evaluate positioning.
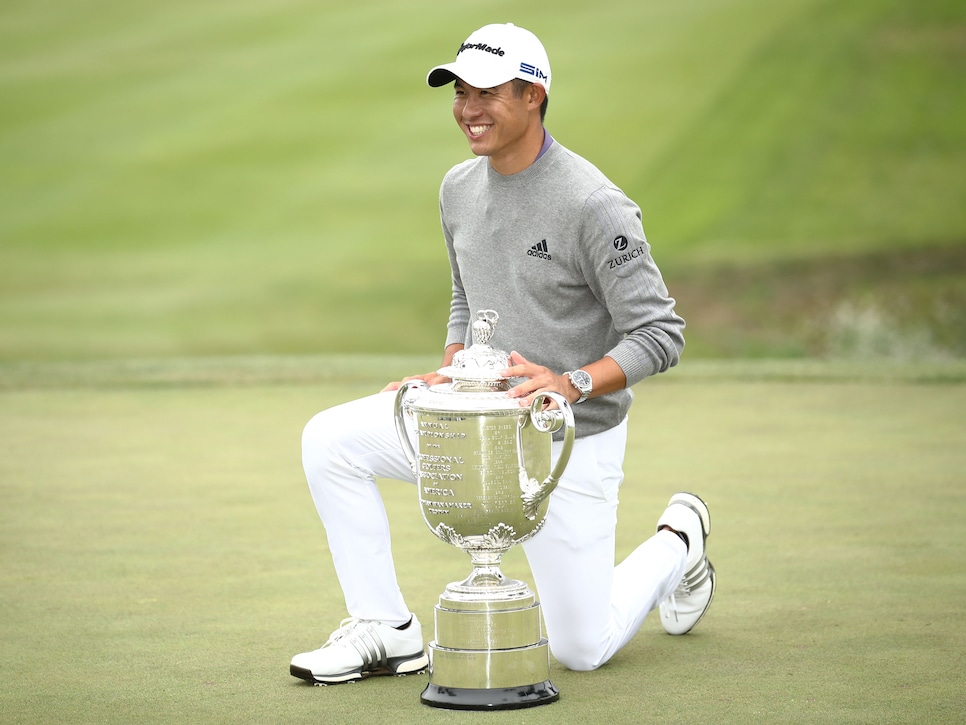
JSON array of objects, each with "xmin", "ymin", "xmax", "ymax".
[{"xmin": 511, "ymin": 79, "xmax": 549, "ymax": 122}]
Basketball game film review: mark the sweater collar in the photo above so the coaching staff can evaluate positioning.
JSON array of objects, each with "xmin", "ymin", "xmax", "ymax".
[{"xmin": 485, "ymin": 131, "xmax": 557, "ymax": 182}]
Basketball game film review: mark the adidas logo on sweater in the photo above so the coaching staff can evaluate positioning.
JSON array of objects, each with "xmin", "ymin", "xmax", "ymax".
[{"xmin": 527, "ymin": 239, "xmax": 552, "ymax": 261}]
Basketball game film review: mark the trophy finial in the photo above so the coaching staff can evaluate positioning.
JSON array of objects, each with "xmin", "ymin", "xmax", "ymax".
[
  {"xmin": 472, "ymin": 310, "xmax": 499, "ymax": 347},
  {"xmin": 437, "ymin": 310, "xmax": 510, "ymax": 391}
]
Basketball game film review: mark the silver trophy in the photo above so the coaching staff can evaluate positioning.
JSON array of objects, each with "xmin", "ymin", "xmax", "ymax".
[{"xmin": 394, "ymin": 310, "xmax": 575, "ymax": 710}]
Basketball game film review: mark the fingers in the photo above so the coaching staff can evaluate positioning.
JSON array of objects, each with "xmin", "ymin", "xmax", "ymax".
[
  {"xmin": 499, "ymin": 352, "xmax": 573, "ymax": 406},
  {"xmin": 381, "ymin": 372, "xmax": 450, "ymax": 393},
  {"xmin": 508, "ymin": 350, "xmax": 528, "ymax": 366},
  {"xmin": 500, "ymin": 350, "xmax": 529, "ymax": 379},
  {"xmin": 389, "ymin": 352, "xmax": 573, "ymax": 406}
]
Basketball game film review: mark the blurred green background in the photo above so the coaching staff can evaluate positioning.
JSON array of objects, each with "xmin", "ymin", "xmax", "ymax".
[{"xmin": 1, "ymin": 0, "xmax": 964, "ymax": 363}]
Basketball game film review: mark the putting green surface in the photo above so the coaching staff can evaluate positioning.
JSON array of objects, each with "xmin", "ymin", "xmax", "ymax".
[{"xmin": 2, "ymin": 358, "xmax": 963, "ymax": 723}]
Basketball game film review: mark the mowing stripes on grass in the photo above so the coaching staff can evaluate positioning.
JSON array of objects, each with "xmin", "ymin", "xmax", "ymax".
[{"xmin": 1, "ymin": 0, "xmax": 962, "ymax": 361}]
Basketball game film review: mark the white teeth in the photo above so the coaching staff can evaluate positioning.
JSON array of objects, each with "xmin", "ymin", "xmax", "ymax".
[{"xmin": 469, "ymin": 125, "xmax": 491, "ymax": 135}]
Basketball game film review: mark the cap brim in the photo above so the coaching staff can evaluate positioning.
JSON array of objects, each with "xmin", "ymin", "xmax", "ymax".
[
  {"xmin": 426, "ymin": 62, "xmax": 515, "ymax": 90},
  {"xmin": 426, "ymin": 65, "xmax": 458, "ymax": 88}
]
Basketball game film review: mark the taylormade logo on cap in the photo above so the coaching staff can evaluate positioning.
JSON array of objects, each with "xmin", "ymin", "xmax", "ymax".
[
  {"xmin": 458, "ymin": 42, "xmax": 505, "ymax": 57},
  {"xmin": 426, "ymin": 23, "xmax": 552, "ymax": 94}
]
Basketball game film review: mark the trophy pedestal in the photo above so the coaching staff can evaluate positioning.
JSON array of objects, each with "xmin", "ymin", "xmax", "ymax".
[
  {"xmin": 420, "ymin": 570, "xmax": 558, "ymax": 710},
  {"xmin": 393, "ymin": 310, "xmax": 575, "ymax": 711}
]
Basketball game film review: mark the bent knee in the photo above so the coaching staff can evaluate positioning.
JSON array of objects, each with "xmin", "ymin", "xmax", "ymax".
[
  {"xmin": 302, "ymin": 409, "xmax": 334, "ymax": 447},
  {"xmin": 302, "ymin": 400, "xmax": 368, "ymax": 444},
  {"xmin": 551, "ymin": 644, "xmax": 606, "ymax": 672},
  {"xmin": 301, "ymin": 408, "xmax": 357, "ymax": 468}
]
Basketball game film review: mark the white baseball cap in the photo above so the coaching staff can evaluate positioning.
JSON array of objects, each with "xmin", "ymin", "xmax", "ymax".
[{"xmin": 427, "ymin": 23, "xmax": 552, "ymax": 95}]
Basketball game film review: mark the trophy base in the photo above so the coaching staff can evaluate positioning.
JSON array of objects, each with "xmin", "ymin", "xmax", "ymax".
[
  {"xmin": 420, "ymin": 680, "xmax": 559, "ymax": 710},
  {"xmin": 421, "ymin": 576, "xmax": 558, "ymax": 710}
]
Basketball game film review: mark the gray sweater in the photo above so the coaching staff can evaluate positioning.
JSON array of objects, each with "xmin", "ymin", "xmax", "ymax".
[{"xmin": 440, "ymin": 139, "xmax": 685, "ymax": 437}]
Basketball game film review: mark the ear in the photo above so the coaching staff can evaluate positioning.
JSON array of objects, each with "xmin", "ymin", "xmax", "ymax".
[{"xmin": 528, "ymin": 83, "xmax": 547, "ymax": 111}]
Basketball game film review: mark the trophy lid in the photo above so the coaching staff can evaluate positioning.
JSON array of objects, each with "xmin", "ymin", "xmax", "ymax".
[{"xmin": 437, "ymin": 310, "xmax": 511, "ymax": 392}]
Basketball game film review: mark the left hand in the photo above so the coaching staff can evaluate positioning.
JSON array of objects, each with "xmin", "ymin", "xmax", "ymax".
[{"xmin": 500, "ymin": 351, "xmax": 578, "ymax": 407}]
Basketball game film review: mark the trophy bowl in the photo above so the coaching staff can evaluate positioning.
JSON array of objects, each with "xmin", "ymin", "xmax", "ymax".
[{"xmin": 394, "ymin": 311, "xmax": 575, "ymax": 710}]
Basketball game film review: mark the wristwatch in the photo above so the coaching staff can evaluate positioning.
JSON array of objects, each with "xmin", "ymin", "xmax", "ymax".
[{"xmin": 564, "ymin": 369, "xmax": 593, "ymax": 404}]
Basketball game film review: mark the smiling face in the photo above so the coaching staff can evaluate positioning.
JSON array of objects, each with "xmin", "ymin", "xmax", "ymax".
[{"xmin": 452, "ymin": 79, "xmax": 547, "ymax": 175}]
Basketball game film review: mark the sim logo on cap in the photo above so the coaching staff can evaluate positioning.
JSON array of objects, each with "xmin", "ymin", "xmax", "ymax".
[{"xmin": 519, "ymin": 62, "xmax": 548, "ymax": 82}]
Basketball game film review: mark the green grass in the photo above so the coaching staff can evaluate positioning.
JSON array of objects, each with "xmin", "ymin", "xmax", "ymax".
[
  {"xmin": 644, "ymin": 0, "xmax": 966, "ymax": 261},
  {"xmin": 1, "ymin": 0, "xmax": 963, "ymax": 361},
  {"xmin": 2, "ymin": 358, "xmax": 964, "ymax": 723},
  {"xmin": 2, "ymin": 4, "xmax": 964, "ymax": 720},
  {"xmin": 1, "ymin": 1, "xmax": 964, "ymax": 719}
]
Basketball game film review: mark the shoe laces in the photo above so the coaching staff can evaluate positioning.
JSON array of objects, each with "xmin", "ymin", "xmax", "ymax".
[
  {"xmin": 661, "ymin": 592, "xmax": 679, "ymax": 621},
  {"xmin": 327, "ymin": 617, "xmax": 362, "ymax": 643},
  {"xmin": 662, "ymin": 556, "xmax": 712, "ymax": 620},
  {"xmin": 324, "ymin": 618, "xmax": 388, "ymax": 668}
]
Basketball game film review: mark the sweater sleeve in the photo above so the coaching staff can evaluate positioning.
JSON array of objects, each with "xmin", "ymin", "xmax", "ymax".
[
  {"xmin": 580, "ymin": 186, "xmax": 686, "ymax": 386},
  {"xmin": 441, "ymin": 197, "xmax": 470, "ymax": 348}
]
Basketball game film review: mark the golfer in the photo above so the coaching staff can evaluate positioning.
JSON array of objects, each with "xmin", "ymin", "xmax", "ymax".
[{"xmin": 291, "ymin": 22, "xmax": 715, "ymax": 684}]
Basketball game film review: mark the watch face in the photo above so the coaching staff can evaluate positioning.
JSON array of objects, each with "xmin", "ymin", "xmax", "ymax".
[{"xmin": 571, "ymin": 370, "xmax": 592, "ymax": 391}]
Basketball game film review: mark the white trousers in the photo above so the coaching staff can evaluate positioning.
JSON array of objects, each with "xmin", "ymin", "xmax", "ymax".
[{"xmin": 301, "ymin": 391, "xmax": 686, "ymax": 671}]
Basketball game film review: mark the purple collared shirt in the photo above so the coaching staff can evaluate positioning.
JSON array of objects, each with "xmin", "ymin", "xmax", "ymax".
[{"xmin": 536, "ymin": 130, "xmax": 554, "ymax": 161}]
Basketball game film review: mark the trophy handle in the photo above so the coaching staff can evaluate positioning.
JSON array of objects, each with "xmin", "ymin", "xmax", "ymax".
[
  {"xmin": 519, "ymin": 392, "xmax": 576, "ymax": 520},
  {"xmin": 393, "ymin": 380, "xmax": 427, "ymax": 476}
]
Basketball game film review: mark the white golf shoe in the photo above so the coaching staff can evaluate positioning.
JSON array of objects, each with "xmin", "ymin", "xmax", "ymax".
[
  {"xmin": 290, "ymin": 615, "xmax": 429, "ymax": 684},
  {"xmin": 656, "ymin": 492, "xmax": 716, "ymax": 635}
]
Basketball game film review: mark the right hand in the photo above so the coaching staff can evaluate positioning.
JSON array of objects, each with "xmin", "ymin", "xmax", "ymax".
[{"xmin": 381, "ymin": 372, "xmax": 451, "ymax": 393}]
